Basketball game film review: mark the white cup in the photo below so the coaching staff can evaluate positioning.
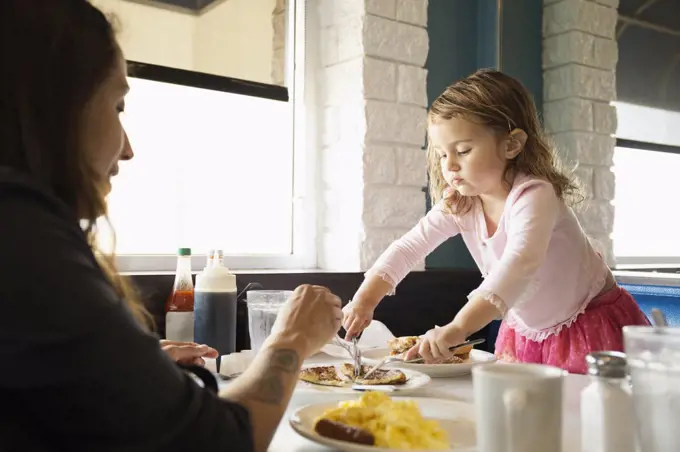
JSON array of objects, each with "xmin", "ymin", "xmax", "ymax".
[{"xmin": 472, "ymin": 363, "xmax": 566, "ymax": 452}]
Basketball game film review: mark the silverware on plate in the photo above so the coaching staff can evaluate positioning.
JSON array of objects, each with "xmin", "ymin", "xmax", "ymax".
[
  {"xmin": 332, "ymin": 335, "xmax": 363, "ymax": 381},
  {"xmin": 352, "ymin": 336, "xmax": 362, "ymax": 379}
]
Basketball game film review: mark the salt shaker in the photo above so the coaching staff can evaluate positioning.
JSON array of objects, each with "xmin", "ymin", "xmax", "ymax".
[{"xmin": 581, "ymin": 351, "xmax": 636, "ymax": 452}]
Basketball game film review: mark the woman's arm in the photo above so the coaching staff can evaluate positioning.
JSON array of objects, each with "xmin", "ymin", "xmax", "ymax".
[
  {"xmin": 219, "ymin": 342, "xmax": 302, "ymax": 452},
  {"xmin": 0, "ymin": 192, "xmax": 266, "ymax": 451},
  {"xmin": 220, "ymin": 284, "xmax": 342, "ymax": 452}
]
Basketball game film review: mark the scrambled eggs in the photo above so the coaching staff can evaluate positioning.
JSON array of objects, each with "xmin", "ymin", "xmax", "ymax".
[{"xmin": 317, "ymin": 392, "xmax": 449, "ymax": 450}]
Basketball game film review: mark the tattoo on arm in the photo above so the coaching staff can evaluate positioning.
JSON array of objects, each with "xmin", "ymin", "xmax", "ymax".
[{"xmin": 248, "ymin": 348, "xmax": 300, "ymax": 405}]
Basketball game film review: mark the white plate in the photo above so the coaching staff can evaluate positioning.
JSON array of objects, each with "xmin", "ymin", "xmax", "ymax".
[
  {"xmin": 289, "ymin": 397, "xmax": 477, "ymax": 451},
  {"xmin": 361, "ymin": 348, "xmax": 497, "ymax": 378},
  {"xmin": 296, "ymin": 362, "xmax": 431, "ymax": 395}
]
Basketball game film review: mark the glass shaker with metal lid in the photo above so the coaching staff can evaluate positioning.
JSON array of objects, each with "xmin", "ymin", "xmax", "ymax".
[{"xmin": 581, "ymin": 351, "xmax": 637, "ymax": 452}]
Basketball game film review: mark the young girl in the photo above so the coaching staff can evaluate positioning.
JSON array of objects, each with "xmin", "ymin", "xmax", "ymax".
[{"xmin": 343, "ymin": 69, "xmax": 650, "ymax": 374}]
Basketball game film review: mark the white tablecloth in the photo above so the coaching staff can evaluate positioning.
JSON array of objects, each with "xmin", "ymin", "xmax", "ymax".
[{"xmin": 222, "ymin": 353, "xmax": 591, "ymax": 452}]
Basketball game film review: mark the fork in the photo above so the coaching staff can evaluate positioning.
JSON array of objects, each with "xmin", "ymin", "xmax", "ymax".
[
  {"xmin": 352, "ymin": 337, "xmax": 362, "ymax": 379},
  {"xmin": 332, "ymin": 335, "xmax": 354, "ymax": 355},
  {"xmin": 362, "ymin": 338, "xmax": 486, "ymax": 379},
  {"xmin": 332, "ymin": 335, "xmax": 362, "ymax": 379}
]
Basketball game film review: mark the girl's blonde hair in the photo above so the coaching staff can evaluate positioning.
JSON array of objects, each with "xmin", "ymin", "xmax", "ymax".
[{"xmin": 427, "ymin": 69, "xmax": 582, "ymax": 215}]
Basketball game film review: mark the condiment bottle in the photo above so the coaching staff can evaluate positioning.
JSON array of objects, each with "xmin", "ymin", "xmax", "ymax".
[
  {"xmin": 581, "ymin": 351, "xmax": 637, "ymax": 452},
  {"xmin": 165, "ymin": 247, "xmax": 194, "ymax": 342},
  {"xmin": 194, "ymin": 253, "xmax": 237, "ymax": 371}
]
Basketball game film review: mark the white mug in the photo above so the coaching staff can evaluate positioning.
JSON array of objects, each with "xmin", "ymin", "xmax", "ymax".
[{"xmin": 472, "ymin": 363, "xmax": 566, "ymax": 452}]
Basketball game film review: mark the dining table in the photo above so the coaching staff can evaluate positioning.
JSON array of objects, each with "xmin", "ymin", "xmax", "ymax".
[{"xmin": 217, "ymin": 351, "xmax": 591, "ymax": 452}]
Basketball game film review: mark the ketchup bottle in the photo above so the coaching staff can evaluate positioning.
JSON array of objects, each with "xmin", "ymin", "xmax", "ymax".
[{"xmin": 165, "ymin": 247, "xmax": 194, "ymax": 342}]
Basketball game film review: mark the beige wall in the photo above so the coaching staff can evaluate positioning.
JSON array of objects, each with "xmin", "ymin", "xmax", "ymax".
[
  {"xmin": 195, "ymin": 0, "xmax": 278, "ymax": 84},
  {"xmin": 92, "ymin": 0, "xmax": 280, "ymax": 85},
  {"xmin": 93, "ymin": 0, "xmax": 194, "ymax": 70}
]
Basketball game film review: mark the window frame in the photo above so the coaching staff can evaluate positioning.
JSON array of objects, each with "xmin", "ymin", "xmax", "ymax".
[
  {"xmin": 613, "ymin": 138, "xmax": 680, "ymax": 268},
  {"xmin": 113, "ymin": 0, "xmax": 316, "ymax": 273}
]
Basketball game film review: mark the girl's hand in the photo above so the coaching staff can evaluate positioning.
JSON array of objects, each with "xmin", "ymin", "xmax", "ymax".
[
  {"xmin": 342, "ymin": 300, "xmax": 375, "ymax": 339},
  {"xmin": 403, "ymin": 324, "xmax": 467, "ymax": 363},
  {"xmin": 160, "ymin": 340, "xmax": 219, "ymax": 367}
]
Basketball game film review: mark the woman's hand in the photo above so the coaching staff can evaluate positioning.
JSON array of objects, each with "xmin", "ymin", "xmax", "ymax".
[
  {"xmin": 403, "ymin": 324, "xmax": 467, "ymax": 363},
  {"xmin": 160, "ymin": 340, "xmax": 219, "ymax": 367},
  {"xmin": 267, "ymin": 285, "xmax": 343, "ymax": 358}
]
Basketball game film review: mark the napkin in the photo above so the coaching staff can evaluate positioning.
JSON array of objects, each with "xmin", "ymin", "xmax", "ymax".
[
  {"xmin": 359, "ymin": 320, "xmax": 397, "ymax": 347},
  {"xmin": 219, "ymin": 350, "xmax": 255, "ymax": 377},
  {"xmin": 320, "ymin": 320, "xmax": 396, "ymax": 358}
]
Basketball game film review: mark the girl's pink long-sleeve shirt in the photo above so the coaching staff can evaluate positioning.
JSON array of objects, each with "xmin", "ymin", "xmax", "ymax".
[{"xmin": 366, "ymin": 174, "xmax": 610, "ymax": 341}]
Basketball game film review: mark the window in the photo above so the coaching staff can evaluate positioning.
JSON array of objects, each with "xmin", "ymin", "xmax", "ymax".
[
  {"xmin": 612, "ymin": 102, "xmax": 680, "ymax": 267},
  {"xmin": 97, "ymin": 1, "xmax": 315, "ymax": 272}
]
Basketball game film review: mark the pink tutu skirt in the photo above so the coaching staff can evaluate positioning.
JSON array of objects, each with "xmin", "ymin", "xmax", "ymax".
[{"xmin": 494, "ymin": 285, "xmax": 651, "ymax": 374}]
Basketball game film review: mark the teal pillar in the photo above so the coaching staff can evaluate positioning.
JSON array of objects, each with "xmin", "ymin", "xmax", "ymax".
[
  {"xmin": 424, "ymin": 0, "xmax": 542, "ymax": 269},
  {"xmin": 497, "ymin": 0, "xmax": 543, "ymax": 117}
]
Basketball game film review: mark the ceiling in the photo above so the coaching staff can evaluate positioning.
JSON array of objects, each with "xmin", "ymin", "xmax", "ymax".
[{"xmin": 617, "ymin": 0, "xmax": 680, "ymax": 111}]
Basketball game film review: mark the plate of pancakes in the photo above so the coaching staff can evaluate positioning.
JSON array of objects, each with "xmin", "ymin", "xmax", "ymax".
[
  {"xmin": 297, "ymin": 361, "xmax": 430, "ymax": 394},
  {"xmin": 360, "ymin": 336, "xmax": 496, "ymax": 378}
]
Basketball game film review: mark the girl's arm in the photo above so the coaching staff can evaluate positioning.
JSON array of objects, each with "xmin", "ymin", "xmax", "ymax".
[
  {"xmin": 404, "ymin": 294, "xmax": 501, "ymax": 362},
  {"xmin": 352, "ymin": 274, "xmax": 393, "ymax": 309},
  {"xmin": 407, "ymin": 181, "xmax": 561, "ymax": 361},
  {"xmin": 357, "ymin": 202, "xmax": 461, "ymax": 302},
  {"xmin": 344, "ymin": 202, "xmax": 461, "ymax": 337},
  {"xmin": 450, "ymin": 293, "xmax": 503, "ymax": 337}
]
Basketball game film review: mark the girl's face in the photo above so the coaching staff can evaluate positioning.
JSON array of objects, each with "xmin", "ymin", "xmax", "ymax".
[
  {"xmin": 429, "ymin": 116, "xmax": 523, "ymax": 199},
  {"xmin": 79, "ymin": 50, "xmax": 134, "ymax": 196}
]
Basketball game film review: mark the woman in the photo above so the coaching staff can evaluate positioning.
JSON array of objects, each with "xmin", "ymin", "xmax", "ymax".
[{"xmin": 0, "ymin": 2, "xmax": 342, "ymax": 451}]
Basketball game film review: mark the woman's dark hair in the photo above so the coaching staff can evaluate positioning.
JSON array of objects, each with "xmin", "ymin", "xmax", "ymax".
[{"xmin": 0, "ymin": 0, "xmax": 150, "ymax": 327}]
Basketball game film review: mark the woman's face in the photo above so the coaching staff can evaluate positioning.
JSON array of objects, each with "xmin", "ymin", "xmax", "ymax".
[{"xmin": 79, "ymin": 50, "xmax": 133, "ymax": 196}]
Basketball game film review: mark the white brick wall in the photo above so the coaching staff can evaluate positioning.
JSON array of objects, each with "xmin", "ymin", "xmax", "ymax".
[
  {"xmin": 543, "ymin": 0, "xmax": 619, "ymax": 265},
  {"xmin": 313, "ymin": 0, "xmax": 429, "ymax": 271}
]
